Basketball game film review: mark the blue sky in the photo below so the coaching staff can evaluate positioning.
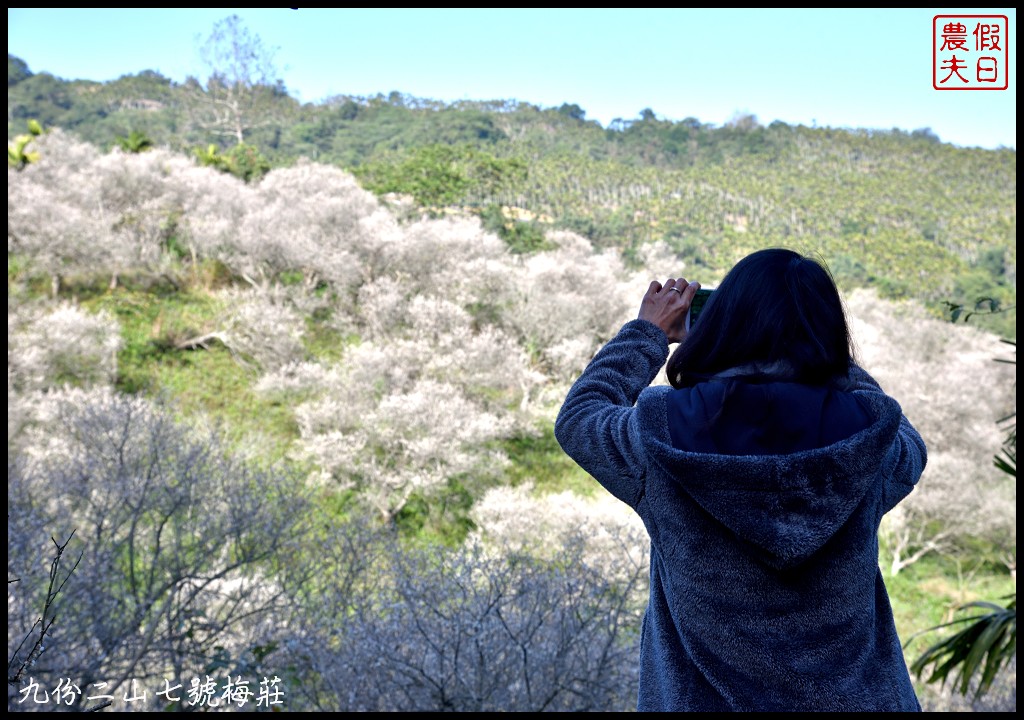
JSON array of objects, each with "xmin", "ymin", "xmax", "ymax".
[{"xmin": 8, "ymin": 8, "xmax": 1017, "ymax": 150}]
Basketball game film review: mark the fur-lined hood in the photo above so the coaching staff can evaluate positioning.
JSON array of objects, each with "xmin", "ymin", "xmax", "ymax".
[{"xmin": 635, "ymin": 372, "xmax": 907, "ymax": 569}]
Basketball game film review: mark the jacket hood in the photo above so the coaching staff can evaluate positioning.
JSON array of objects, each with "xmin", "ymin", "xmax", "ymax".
[{"xmin": 637, "ymin": 381, "xmax": 904, "ymax": 569}]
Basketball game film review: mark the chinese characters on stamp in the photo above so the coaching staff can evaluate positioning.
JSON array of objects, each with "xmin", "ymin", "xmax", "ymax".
[{"xmin": 933, "ymin": 15, "xmax": 1009, "ymax": 90}]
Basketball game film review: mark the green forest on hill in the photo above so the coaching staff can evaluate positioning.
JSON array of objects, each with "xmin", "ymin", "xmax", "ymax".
[{"xmin": 8, "ymin": 51, "xmax": 1016, "ymax": 340}]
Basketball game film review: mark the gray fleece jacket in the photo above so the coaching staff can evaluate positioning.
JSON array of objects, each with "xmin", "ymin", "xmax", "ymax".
[{"xmin": 554, "ymin": 319, "xmax": 927, "ymax": 712}]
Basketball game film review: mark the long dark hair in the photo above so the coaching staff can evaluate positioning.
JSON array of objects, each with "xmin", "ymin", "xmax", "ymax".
[{"xmin": 667, "ymin": 248, "xmax": 855, "ymax": 389}]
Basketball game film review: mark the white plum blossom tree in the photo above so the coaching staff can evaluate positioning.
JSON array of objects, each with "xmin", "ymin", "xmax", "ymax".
[
  {"xmin": 275, "ymin": 528, "xmax": 645, "ymax": 712},
  {"xmin": 507, "ymin": 230, "xmax": 636, "ymax": 377},
  {"xmin": 281, "ymin": 346, "xmax": 513, "ymax": 521},
  {"xmin": 845, "ymin": 288, "xmax": 1016, "ymax": 573},
  {"xmin": 8, "ymin": 301, "xmax": 122, "ymax": 394},
  {"xmin": 212, "ymin": 286, "xmax": 309, "ymax": 371},
  {"xmin": 8, "ymin": 388, "xmax": 314, "ymax": 706},
  {"xmin": 231, "ymin": 161, "xmax": 387, "ymax": 292},
  {"xmin": 469, "ymin": 482, "xmax": 649, "ymax": 586}
]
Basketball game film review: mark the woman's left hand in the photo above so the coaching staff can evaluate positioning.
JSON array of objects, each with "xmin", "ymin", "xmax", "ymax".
[{"xmin": 638, "ymin": 278, "xmax": 700, "ymax": 343}]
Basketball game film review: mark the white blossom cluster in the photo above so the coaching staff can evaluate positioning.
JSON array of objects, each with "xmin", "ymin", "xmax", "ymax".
[
  {"xmin": 215, "ymin": 286, "xmax": 308, "ymax": 371},
  {"xmin": 8, "ymin": 301, "xmax": 122, "ymax": 394},
  {"xmin": 469, "ymin": 482, "xmax": 649, "ymax": 584}
]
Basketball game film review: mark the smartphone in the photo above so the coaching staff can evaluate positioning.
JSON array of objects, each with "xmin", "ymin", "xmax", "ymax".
[{"xmin": 685, "ymin": 288, "xmax": 713, "ymax": 331}]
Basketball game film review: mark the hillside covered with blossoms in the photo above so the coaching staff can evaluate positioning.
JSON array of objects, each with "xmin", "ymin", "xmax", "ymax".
[{"xmin": 7, "ymin": 129, "xmax": 1016, "ymax": 711}]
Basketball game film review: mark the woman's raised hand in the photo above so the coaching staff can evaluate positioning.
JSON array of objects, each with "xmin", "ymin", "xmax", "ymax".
[{"xmin": 638, "ymin": 277, "xmax": 700, "ymax": 343}]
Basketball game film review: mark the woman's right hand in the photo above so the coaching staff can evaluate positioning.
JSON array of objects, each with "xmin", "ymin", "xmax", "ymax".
[{"xmin": 638, "ymin": 277, "xmax": 701, "ymax": 343}]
